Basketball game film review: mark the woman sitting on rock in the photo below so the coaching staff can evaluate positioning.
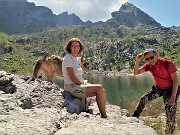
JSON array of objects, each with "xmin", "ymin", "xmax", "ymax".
[{"xmin": 62, "ymin": 37, "xmax": 107, "ymax": 118}]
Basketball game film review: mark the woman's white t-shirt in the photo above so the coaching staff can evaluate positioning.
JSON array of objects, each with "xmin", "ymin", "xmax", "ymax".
[{"xmin": 62, "ymin": 54, "xmax": 84, "ymax": 84}]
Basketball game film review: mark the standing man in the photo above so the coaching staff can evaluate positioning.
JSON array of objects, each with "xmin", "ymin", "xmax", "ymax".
[{"xmin": 132, "ymin": 48, "xmax": 180, "ymax": 134}]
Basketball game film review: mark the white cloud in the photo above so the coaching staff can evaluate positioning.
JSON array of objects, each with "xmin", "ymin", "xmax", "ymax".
[{"xmin": 27, "ymin": 0, "xmax": 128, "ymax": 22}]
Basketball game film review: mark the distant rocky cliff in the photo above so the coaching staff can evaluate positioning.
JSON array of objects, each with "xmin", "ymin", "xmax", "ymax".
[
  {"xmin": 0, "ymin": 0, "xmax": 56, "ymax": 34},
  {"xmin": 56, "ymin": 12, "xmax": 93, "ymax": 26},
  {"xmin": 0, "ymin": 70, "xmax": 157, "ymax": 135},
  {"xmin": 0, "ymin": 0, "xmax": 161, "ymax": 34}
]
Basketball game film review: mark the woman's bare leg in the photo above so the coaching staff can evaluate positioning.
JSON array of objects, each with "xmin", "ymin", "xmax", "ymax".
[{"xmin": 86, "ymin": 85, "xmax": 107, "ymax": 118}]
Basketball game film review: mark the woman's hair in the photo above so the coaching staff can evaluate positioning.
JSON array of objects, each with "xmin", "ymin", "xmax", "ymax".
[{"xmin": 64, "ymin": 38, "xmax": 84, "ymax": 54}]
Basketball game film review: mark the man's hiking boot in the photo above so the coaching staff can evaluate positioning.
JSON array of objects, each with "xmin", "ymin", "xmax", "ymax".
[{"xmin": 131, "ymin": 112, "xmax": 140, "ymax": 118}]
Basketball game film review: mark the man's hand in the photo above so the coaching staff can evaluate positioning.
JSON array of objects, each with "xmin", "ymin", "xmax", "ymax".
[
  {"xmin": 136, "ymin": 53, "xmax": 143, "ymax": 63},
  {"xmin": 166, "ymin": 95, "xmax": 176, "ymax": 106},
  {"xmin": 134, "ymin": 53, "xmax": 145, "ymax": 75}
]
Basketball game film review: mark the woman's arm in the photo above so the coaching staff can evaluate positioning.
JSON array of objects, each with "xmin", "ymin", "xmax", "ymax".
[{"xmin": 66, "ymin": 67, "xmax": 83, "ymax": 85}]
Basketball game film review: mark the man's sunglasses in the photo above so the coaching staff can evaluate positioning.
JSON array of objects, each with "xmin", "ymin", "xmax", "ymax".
[{"xmin": 145, "ymin": 56, "xmax": 154, "ymax": 61}]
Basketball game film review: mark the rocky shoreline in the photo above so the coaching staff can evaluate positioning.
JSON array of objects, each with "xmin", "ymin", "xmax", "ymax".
[{"xmin": 0, "ymin": 70, "xmax": 157, "ymax": 135}]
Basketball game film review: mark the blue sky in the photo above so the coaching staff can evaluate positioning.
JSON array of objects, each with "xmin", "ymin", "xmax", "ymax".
[
  {"xmin": 27, "ymin": 0, "xmax": 180, "ymax": 27},
  {"xmin": 128, "ymin": 0, "xmax": 180, "ymax": 27}
]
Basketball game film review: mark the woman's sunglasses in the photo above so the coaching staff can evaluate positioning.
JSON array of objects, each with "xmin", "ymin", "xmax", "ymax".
[{"xmin": 145, "ymin": 56, "xmax": 155, "ymax": 61}]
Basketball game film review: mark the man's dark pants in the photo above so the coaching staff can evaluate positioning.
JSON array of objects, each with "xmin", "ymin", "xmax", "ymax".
[{"xmin": 132, "ymin": 85, "xmax": 180, "ymax": 133}]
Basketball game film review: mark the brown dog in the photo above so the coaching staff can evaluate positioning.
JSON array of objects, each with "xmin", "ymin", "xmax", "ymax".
[{"xmin": 33, "ymin": 54, "xmax": 88, "ymax": 82}]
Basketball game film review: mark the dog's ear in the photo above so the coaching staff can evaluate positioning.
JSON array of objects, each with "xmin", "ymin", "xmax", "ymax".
[
  {"xmin": 33, "ymin": 59, "xmax": 42, "ymax": 78},
  {"xmin": 44, "ymin": 54, "xmax": 51, "ymax": 60}
]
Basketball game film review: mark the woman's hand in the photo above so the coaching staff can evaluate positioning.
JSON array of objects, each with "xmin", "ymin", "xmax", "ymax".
[{"xmin": 82, "ymin": 80, "xmax": 88, "ymax": 84}]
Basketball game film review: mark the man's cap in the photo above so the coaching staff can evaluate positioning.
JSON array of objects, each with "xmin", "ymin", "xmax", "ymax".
[{"xmin": 144, "ymin": 48, "xmax": 156, "ymax": 56}]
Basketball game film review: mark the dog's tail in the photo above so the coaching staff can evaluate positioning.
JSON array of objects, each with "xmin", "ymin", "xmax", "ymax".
[
  {"xmin": 80, "ymin": 52, "xmax": 89, "ymax": 68},
  {"xmin": 33, "ymin": 59, "xmax": 43, "ymax": 79},
  {"xmin": 80, "ymin": 52, "xmax": 84, "ymax": 67}
]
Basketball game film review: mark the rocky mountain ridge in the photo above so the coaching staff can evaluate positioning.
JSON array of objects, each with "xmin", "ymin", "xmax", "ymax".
[{"xmin": 0, "ymin": 0, "xmax": 161, "ymax": 34}]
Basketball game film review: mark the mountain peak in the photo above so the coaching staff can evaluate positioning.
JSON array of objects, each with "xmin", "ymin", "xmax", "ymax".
[
  {"xmin": 120, "ymin": 2, "xmax": 135, "ymax": 10},
  {"xmin": 106, "ymin": 2, "xmax": 161, "ymax": 28}
]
